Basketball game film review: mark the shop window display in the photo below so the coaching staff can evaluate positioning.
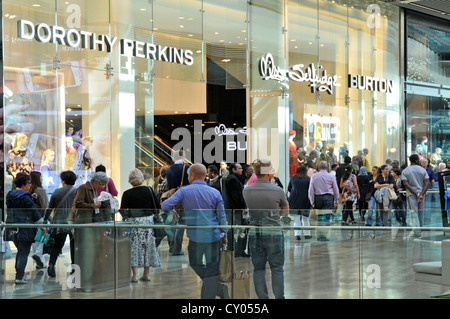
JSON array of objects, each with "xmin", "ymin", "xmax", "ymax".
[{"xmin": 406, "ymin": 11, "xmax": 450, "ymax": 170}]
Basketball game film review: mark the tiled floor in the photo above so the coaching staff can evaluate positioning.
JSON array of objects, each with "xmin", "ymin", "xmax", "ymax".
[{"xmin": 2, "ymin": 220, "xmax": 450, "ymax": 299}]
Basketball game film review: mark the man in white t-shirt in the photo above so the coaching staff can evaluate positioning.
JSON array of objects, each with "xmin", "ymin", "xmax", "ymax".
[{"xmin": 401, "ymin": 154, "xmax": 430, "ymax": 237}]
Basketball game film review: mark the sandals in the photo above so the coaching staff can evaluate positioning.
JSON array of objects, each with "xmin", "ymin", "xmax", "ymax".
[{"xmin": 131, "ymin": 275, "xmax": 151, "ymax": 282}]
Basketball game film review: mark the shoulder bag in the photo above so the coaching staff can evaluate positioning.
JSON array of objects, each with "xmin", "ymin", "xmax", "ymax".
[
  {"xmin": 149, "ymin": 187, "xmax": 167, "ymax": 239},
  {"xmin": 160, "ymin": 163, "xmax": 186, "ymax": 213}
]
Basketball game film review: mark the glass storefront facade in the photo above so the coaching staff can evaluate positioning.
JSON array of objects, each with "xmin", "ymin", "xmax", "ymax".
[
  {"xmin": 2, "ymin": 0, "xmax": 450, "ymax": 302},
  {"xmin": 405, "ymin": 11, "xmax": 450, "ymax": 167},
  {"xmin": 2, "ymin": 0, "xmax": 404, "ymax": 196}
]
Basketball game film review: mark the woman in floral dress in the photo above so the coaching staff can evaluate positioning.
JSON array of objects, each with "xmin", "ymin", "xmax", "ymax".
[{"xmin": 120, "ymin": 169, "xmax": 161, "ymax": 282}]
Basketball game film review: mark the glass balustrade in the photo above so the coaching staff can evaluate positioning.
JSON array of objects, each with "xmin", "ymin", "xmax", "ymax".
[{"xmin": 1, "ymin": 208, "xmax": 449, "ymax": 299}]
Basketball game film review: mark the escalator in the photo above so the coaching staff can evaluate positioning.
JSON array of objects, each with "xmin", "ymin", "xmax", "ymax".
[
  {"xmin": 134, "ymin": 123, "xmax": 193, "ymax": 170},
  {"xmin": 135, "ymin": 123, "xmax": 173, "ymax": 169}
]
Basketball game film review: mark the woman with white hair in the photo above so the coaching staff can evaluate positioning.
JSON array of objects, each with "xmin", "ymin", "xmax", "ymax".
[
  {"xmin": 71, "ymin": 171, "xmax": 110, "ymax": 223},
  {"xmin": 120, "ymin": 168, "xmax": 161, "ymax": 282}
]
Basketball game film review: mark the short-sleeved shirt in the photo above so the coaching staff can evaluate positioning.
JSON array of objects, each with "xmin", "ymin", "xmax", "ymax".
[
  {"xmin": 401, "ymin": 164, "xmax": 429, "ymax": 197},
  {"xmin": 243, "ymin": 179, "xmax": 288, "ymax": 226},
  {"xmin": 375, "ymin": 174, "xmax": 395, "ymax": 186}
]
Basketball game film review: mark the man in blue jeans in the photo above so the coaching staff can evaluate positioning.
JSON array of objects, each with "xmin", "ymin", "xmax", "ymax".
[
  {"xmin": 161, "ymin": 163, "xmax": 228, "ymax": 299},
  {"xmin": 308, "ymin": 161, "xmax": 340, "ymax": 241},
  {"xmin": 243, "ymin": 159, "xmax": 289, "ymax": 299}
]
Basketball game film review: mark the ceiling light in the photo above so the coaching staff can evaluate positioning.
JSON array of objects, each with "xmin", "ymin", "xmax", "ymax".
[
  {"xmin": 139, "ymin": 8, "xmax": 147, "ymax": 11},
  {"xmin": 32, "ymin": 4, "xmax": 41, "ymax": 7},
  {"xmin": 222, "ymin": 59, "xmax": 231, "ymax": 62}
]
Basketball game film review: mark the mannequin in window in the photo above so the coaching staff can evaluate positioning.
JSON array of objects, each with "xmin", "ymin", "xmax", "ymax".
[
  {"xmin": 308, "ymin": 141, "xmax": 321, "ymax": 170},
  {"xmin": 66, "ymin": 127, "xmax": 74, "ymax": 137},
  {"xmin": 18, "ymin": 157, "xmax": 34, "ymax": 174},
  {"xmin": 415, "ymin": 145, "xmax": 425, "ymax": 161},
  {"xmin": 10, "ymin": 133, "xmax": 28, "ymax": 156},
  {"xmin": 339, "ymin": 142, "xmax": 349, "ymax": 164},
  {"xmin": 65, "ymin": 136, "xmax": 78, "ymax": 170},
  {"xmin": 430, "ymin": 147, "xmax": 442, "ymax": 169},
  {"xmin": 320, "ymin": 145, "xmax": 332, "ymax": 171},
  {"xmin": 40, "ymin": 149, "xmax": 55, "ymax": 190},
  {"xmin": 289, "ymin": 130, "xmax": 299, "ymax": 177},
  {"xmin": 416, "ymin": 136, "xmax": 428, "ymax": 155},
  {"xmin": 327, "ymin": 147, "xmax": 337, "ymax": 167},
  {"xmin": 362, "ymin": 148, "xmax": 371, "ymax": 171},
  {"xmin": 81, "ymin": 136, "xmax": 93, "ymax": 170}
]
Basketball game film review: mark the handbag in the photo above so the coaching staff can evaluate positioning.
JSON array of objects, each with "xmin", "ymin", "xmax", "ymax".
[
  {"xmin": 365, "ymin": 190, "xmax": 372, "ymax": 201},
  {"xmin": 387, "ymin": 187, "xmax": 398, "ymax": 201},
  {"xmin": 341, "ymin": 174, "xmax": 357, "ymax": 202},
  {"xmin": 149, "ymin": 187, "xmax": 167, "ymax": 239},
  {"xmin": 160, "ymin": 163, "xmax": 186, "ymax": 212},
  {"xmin": 219, "ymin": 245, "xmax": 233, "ymax": 283},
  {"xmin": 3, "ymin": 213, "xmax": 18, "ymax": 242},
  {"xmin": 233, "ymin": 271, "xmax": 251, "ymax": 299},
  {"xmin": 42, "ymin": 235, "xmax": 55, "ymax": 255}
]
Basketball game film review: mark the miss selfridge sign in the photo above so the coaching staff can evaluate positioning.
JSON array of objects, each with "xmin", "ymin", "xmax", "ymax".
[
  {"xmin": 258, "ymin": 53, "xmax": 393, "ymax": 94},
  {"xmin": 258, "ymin": 53, "xmax": 340, "ymax": 94},
  {"xmin": 17, "ymin": 20, "xmax": 194, "ymax": 66}
]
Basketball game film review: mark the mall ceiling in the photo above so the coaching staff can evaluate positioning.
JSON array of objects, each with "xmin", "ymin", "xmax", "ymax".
[{"xmin": 385, "ymin": 0, "xmax": 450, "ymax": 19}]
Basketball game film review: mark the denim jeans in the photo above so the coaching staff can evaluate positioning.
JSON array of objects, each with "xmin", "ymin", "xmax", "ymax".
[
  {"xmin": 313, "ymin": 194, "xmax": 334, "ymax": 239},
  {"xmin": 392, "ymin": 199, "xmax": 406, "ymax": 226},
  {"xmin": 13, "ymin": 240, "xmax": 32, "ymax": 280},
  {"xmin": 187, "ymin": 239, "xmax": 221, "ymax": 299},
  {"xmin": 366, "ymin": 196, "xmax": 382, "ymax": 226},
  {"xmin": 248, "ymin": 230, "xmax": 285, "ymax": 299}
]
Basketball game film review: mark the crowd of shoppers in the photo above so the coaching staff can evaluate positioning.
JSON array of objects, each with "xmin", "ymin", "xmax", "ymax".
[{"xmin": 3, "ymin": 148, "xmax": 441, "ymax": 299}]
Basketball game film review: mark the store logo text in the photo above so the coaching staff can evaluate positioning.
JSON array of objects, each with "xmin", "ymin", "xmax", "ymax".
[
  {"xmin": 17, "ymin": 20, "xmax": 194, "ymax": 66},
  {"xmin": 258, "ymin": 53, "xmax": 340, "ymax": 95}
]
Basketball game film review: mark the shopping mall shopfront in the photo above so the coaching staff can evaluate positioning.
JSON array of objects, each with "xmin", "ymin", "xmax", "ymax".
[{"xmin": 1, "ymin": 0, "xmax": 448, "ymax": 204}]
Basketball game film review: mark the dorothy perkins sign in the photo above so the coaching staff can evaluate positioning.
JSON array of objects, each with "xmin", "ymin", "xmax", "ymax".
[
  {"xmin": 258, "ymin": 53, "xmax": 393, "ymax": 94},
  {"xmin": 17, "ymin": 20, "xmax": 194, "ymax": 66}
]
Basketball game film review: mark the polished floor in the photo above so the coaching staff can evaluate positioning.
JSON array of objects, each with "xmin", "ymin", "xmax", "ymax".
[{"xmin": 2, "ymin": 210, "xmax": 450, "ymax": 299}]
